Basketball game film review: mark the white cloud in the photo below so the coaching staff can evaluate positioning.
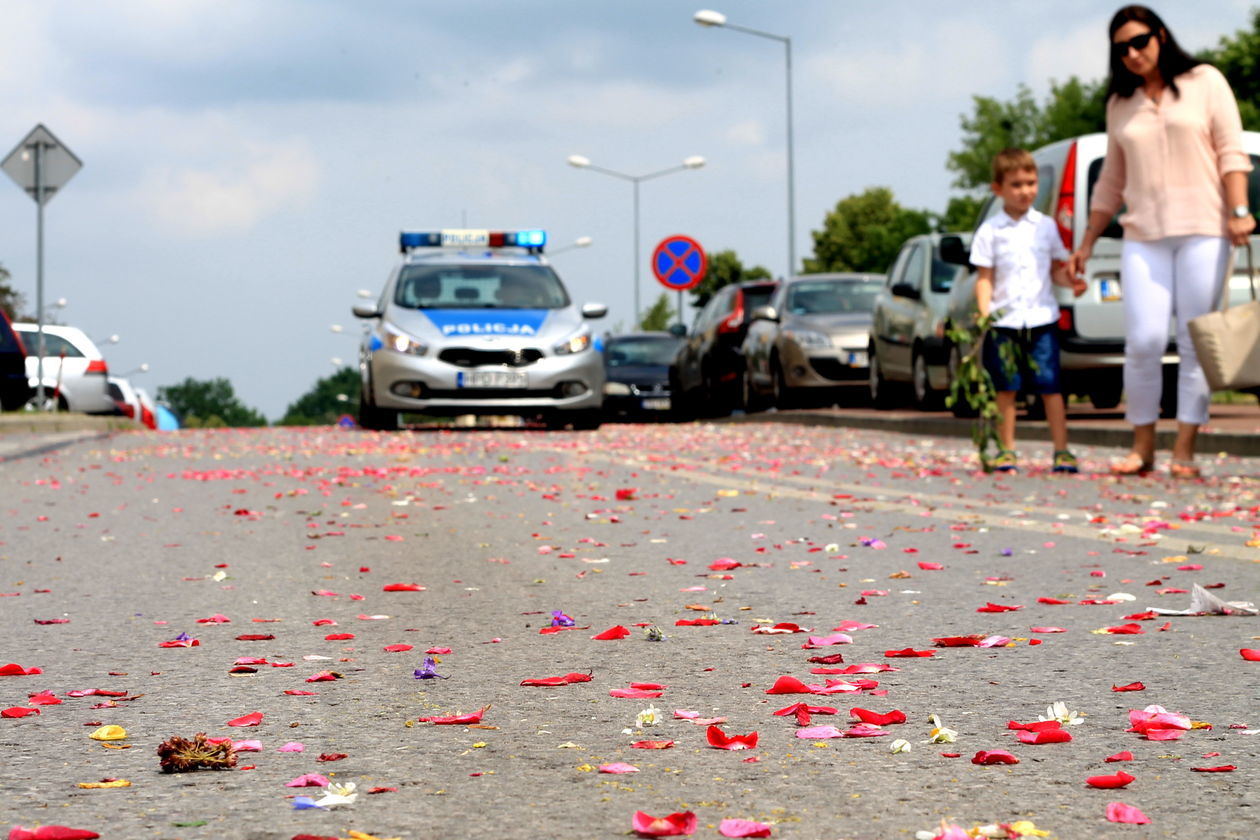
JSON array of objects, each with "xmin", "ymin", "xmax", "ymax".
[
  {"xmin": 1025, "ymin": 17, "xmax": 1110, "ymax": 96},
  {"xmin": 137, "ymin": 137, "xmax": 319, "ymax": 237},
  {"xmin": 725, "ymin": 119, "xmax": 766, "ymax": 147}
]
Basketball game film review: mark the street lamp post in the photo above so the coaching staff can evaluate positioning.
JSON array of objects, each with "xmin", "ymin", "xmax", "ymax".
[
  {"xmin": 566, "ymin": 155, "xmax": 705, "ymax": 325},
  {"xmin": 548, "ymin": 236, "xmax": 594, "ymax": 256},
  {"xmin": 694, "ymin": 9, "xmax": 795, "ymax": 279}
]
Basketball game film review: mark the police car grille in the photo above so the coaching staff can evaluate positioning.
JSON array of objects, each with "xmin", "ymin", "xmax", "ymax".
[{"xmin": 439, "ymin": 348, "xmax": 544, "ymax": 368}]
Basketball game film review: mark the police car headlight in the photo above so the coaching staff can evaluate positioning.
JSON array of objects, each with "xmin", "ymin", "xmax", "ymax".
[
  {"xmin": 382, "ymin": 323, "xmax": 428, "ymax": 356},
  {"xmin": 783, "ymin": 328, "xmax": 831, "ymax": 348},
  {"xmin": 554, "ymin": 330, "xmax": 592, "ymax": 355},
  {"xmin": 603, "ymin": 381, "xmax": 632, "ymax": 396}
]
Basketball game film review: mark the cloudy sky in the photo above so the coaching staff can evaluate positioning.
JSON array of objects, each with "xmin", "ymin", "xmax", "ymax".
[{"xmin": 0, "ymin": 0, "xmax": 1252, "ymax": 420}]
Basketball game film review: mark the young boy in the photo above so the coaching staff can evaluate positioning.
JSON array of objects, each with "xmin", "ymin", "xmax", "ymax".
[{"xmin": 969, "ymin": 148, "xmax": 1088, "ymax": 473}]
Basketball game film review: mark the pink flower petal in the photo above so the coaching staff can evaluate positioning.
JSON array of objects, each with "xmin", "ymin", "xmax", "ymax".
[
  {"xmin": 718, "ymin": 818, "xmax": 773, "ymax": 838},
  {"xmin": 1105, "ymin": 802, "xmax": 1150, "ymax": 824}
]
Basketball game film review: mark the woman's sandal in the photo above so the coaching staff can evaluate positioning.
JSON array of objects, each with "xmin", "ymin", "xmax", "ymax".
[
  {"xmin": 1110, "ymin": 452, "xmax": 1154, "ymax": 476},
  {"xmin": 1169, "ymin": 459, "xmax": 1202, "ymax": 479}
]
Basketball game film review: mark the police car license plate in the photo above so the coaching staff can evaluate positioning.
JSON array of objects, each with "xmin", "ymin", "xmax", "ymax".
[
  {"xmin": 457, "ymin": 371, "xmax": 528, "ymax": 388},
  {"xmin": 847, "ymin": 351, "xmax": 868, "ymax": 367},
  {"xmin": 642, "ymin": 398, "xmax": 671, "ymax": 410},
  {"xmin": 1099, "ymin": 278, "xmax": 1122, "ymax": 301}
]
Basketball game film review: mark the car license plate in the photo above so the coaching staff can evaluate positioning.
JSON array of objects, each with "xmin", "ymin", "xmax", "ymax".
[
  {"xmin": 847, "ymin": 351, "xmax": 868, "ymax": 367},
  {"xmin": 642, "ymin": 398, "xmax": 671, "ymax": 410},
  {"xmin": 457, "ymin": 370, "xmax": 528, "ymax": 388},
  {"xmin": 1099, "ymin": 278, "xmax": 1122, "ymax": 302}
]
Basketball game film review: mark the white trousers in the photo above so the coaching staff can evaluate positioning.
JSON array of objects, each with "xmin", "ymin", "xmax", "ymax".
[{"xmin": 1121, "ymin": 235, "xmax": 1229, "ymax": 426}]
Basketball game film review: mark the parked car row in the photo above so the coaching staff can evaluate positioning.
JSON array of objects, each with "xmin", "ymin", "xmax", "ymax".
[{"xmin": 0, "ymin": 313, "xmax": 162, "ymax": 428}]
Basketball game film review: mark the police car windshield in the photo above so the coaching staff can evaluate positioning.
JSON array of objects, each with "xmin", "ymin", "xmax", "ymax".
[
  {"xmin": 786, "ymin": 280, "xmax": 882, "ymax": 315},
  {"xmin": 395, "ymin": 264, "xmax": 570, "ymax": 310}
]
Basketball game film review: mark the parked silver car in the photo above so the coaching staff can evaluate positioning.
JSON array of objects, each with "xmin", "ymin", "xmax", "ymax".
[
  {"xmin": 741, "ymin": 273, "xmax": 882, "ymax": 409},
  {"xmin": 868, "ymin": 232, "xmax": 970, "ymax": 409},
  {"xmin": 13, "ymin": 323, "xmax": 115, "ymax": 414}
]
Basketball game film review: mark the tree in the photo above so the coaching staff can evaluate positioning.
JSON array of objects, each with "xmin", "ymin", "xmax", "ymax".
[
  {"xmin": 688, "ymin": 250, "xmax": 773, "ymax": 310},
  {"xmin": 938, "ymin": 194, "xmax": 987, "ymax": 233},
  {"xmin": 947, "ymin": 78, "xmax": 1107, "ymax": 190},
  {"xmin": 279, "ymin": 367, "xmax": 361, "ymax": 426},
  {"xmin": 157, "ymin": 377, "xmax": 268, "ymax": 428},
  {"xmin": 805, "ymin": 187, "xmax": 933, "ymax": 274},
  {"xmin": 0, "ymin": 263, "xmax": 24, "ymax": 321},
  {"xmin": 637, "ymin": 293, "xmax": 675, "ymax": 332},
  {"xmin": 1200, "ymin": 9, "xmax": 1260, "ymax": 130}
]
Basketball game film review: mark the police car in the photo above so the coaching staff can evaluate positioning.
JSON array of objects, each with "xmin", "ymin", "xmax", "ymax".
[{"xmin": 353, "ymin": 229, "xmax": 608, "ymax": 430}]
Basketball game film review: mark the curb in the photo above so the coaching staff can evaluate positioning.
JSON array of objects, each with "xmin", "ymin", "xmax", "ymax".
[{"xmin": 719, "ymin": 410, "xmax": 1260, "ymax": 457}]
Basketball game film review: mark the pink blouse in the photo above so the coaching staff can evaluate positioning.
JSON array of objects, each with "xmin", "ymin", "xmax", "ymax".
[{"xmin": 1091, "ymin": 64, "xmax": 1252, "ymax": 241}]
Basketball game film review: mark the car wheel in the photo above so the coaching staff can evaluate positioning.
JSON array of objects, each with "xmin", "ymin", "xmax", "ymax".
[
  {"xmin": 771, "ymin": 358, "xmax": 795, "ymax": 409},
  {"xmin": 947, "ymin": 343, "xmax": 978, "ymax": 418},
  {"xmin": 742, "ymin": 368, "xmax": 767, "ymax": 414},
  {"xmin": 912, "ymin": 352, "xmax": 945, "ymax": 411},
  {"xmin": 868, "ymin": 346, "xmax": 898, "ymax": 410},
  {"xmin": 669, "ymin": 372, "xmax": 695, "ymax": 421},
  {"xmin": 568, "ymin": 410, "xmax": 602, "ymax": 431},
  {"xmin": 1089, "ymin": 388, "xmax": 1122, "ymax": 410},
  {"xmin": 358, "ymin": 392, "xmax": 399, "ymax": 432}
]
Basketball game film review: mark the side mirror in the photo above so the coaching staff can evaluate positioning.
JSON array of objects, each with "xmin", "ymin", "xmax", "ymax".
[
  {"xmin": 352, "ymin": 303, "xmax": 382, "ymax": 319},
  {"xmin": 938, "ymin": 234, "xmax": 970, "ymax": 266},
  {"xmin": 581, "ymin": 303, "xmax": 608, "ymax": 319},
  {"xmin": 668, "ymin": 323, "xmax": 687, "ymax": 338},
  {"xmin": 890, "ymin": 282, "xmax": 921, "ymax": 300},
  {"xmin": 750, "ymin": 305, "xmax": 778, "ymax": 322}
]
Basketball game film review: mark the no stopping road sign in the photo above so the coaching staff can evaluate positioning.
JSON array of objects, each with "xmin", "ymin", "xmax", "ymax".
[{"xmin": 652, "ymin": 235, "xmax": 706, "ymax": 291}]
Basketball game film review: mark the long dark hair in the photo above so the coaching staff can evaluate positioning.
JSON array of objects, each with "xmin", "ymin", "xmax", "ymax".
[{"xmin": 1106, "ymin": 5, "xmax": 1203, "ymax": 99}]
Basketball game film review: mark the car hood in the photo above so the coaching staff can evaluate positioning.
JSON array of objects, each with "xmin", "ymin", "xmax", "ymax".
[{"xmin": 385, "ymin": 306, "xmax": 584, "ymax": 347}]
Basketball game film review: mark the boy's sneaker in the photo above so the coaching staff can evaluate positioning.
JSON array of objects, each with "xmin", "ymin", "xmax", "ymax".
[
  {"xmin": 991, "ymin": 450, "xmax": 1018, "ymax": 472},
  {"xmin": 1052, "ymin": 450, "xmax": 1079, "ymax": 474}
]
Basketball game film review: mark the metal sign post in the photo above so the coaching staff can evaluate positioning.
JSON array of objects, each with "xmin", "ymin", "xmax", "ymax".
[{"xmin": 2, "ymin": 124, "xmax": 83, "ymax": 410}]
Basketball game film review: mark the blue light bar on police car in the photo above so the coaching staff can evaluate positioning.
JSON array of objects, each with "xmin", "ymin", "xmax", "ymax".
[{"xmin": 399, "ymin": 229, "xmax": 547, "ymax": 252}]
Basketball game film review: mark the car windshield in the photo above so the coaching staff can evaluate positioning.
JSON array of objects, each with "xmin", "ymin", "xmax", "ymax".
[
  {"xmin": 605, "ymin": 337, "xmax": 682, "ymax": 367},
  {"xmin": 14, "ymin": 330, "xmax": 84, "ymax": 358},
  {"xmin": 394, "ymin": 263, "xmax": 570, "ymax": 309},
  {"xmin": 930, "ymin": 256, "xmax": 959, "ymax": 294},
  {"xmin": 786, "ymin": 279, "xmax": 883, "ymax": 315}
]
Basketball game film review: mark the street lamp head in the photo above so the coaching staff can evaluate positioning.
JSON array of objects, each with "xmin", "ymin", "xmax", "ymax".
[
  {"xmin": 356, "ymin": 289, "xmax": 374, "ymax": 299},
  {"xmin": 693, "ymin": 9, "xmax": 727, "ymax": 26},
  {"xmin": 574, "ymin": 236, "xmax": 593, "ymax": 248},
  {"xmin": 683, "ymin": 156, "xmax": 706, "ymax": 169},
  {"xmin": 100, "ymin": 334, "xmax": 120, "ymax": 345},
  {"xmin": 566, "ymin": 155, "xmax": 592, "ymax": 169},
  {"xmin": 330, "ymin": 324, "xmax": 344, "ymax": 334}
]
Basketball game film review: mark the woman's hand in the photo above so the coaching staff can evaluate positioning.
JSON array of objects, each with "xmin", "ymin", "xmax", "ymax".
[
  {"xmin": 1068, "ymin": 244, "xmax": 1093, "ymax": 280},
  {"xmin": 1228, "ymin": 213, "xmax": 1255, "ymax": 246}
]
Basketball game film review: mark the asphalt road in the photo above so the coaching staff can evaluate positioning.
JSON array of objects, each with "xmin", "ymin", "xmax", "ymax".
[{"xmin": 2, "ymin": 423, "xmax": 1259, "ymax": 840}]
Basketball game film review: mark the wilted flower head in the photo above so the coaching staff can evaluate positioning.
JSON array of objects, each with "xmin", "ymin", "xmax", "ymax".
[
  {"xmin": 551, "ymin": 610, "xmax": 575, "ymax": 627},
  {"xmin": 644, "ymin": 625, "xmax": 666, "ymax": 642},
  {"xmin": 889, "ymin": 738, "xmax": 912, "ymax": 754},
  {"xmin": 414, "ymin": 657, "xmax": 448, "ymax": 680},
  {"xmin": 157, "ymin": 733, "xmax": 238, "ymax": 773},
  {"xmin": 1039, "ymin": 701, "xmax": 1083, "ymax": 726},
  {"xmin": 927, "ymin": 714, "xmax": 957, "ymax": 743},
  {"xmin": 636, "ymin": 705, "xmax": 662, "ymax": 727}
]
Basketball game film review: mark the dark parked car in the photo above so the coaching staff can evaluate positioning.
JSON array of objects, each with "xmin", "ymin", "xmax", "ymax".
[
  {"xmin": 601, "ymin": 332, "xmax": 683, "ymax": 419},
  {"xmin": 671, "ymin": 280, "xmax": 777, "ymax": 416},
  {"xmin": 0, "ymin": 310, "xmax": 32, "ymax": 411}
]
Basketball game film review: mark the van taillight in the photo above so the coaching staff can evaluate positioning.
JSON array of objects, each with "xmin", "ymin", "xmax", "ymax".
[
  {"xmin": 1054, "ymin": 141, "xmax": 1077, "ymax": 251},
  {"xmin": 85, "ymin": 359, "xmax": 108, "ymax": 375}
]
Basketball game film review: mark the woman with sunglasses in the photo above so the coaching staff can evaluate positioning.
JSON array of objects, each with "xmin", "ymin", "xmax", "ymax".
[{"xmin": 1069, "ymin": 5, "xmax": 1254, "ymax": 478}]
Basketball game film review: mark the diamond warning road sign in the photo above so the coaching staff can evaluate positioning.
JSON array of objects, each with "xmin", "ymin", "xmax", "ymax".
[{"xmin": 2, "ymin": 124, "xmax": 82, "ymax": 206}]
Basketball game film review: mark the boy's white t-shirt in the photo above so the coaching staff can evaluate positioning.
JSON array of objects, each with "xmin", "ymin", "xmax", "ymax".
[{"xmin": 968, "ymin": 207, "xmax": 1068, "ymax": 329}]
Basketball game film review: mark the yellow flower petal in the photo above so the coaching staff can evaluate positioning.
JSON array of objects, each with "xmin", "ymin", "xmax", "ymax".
[
  {"xmin": 89, "ymin": 725, "xmax": 127, "ymax": 741},
  {"xmin": 77, "ymin": 779, "xmax": 131, "ymax": 789}
]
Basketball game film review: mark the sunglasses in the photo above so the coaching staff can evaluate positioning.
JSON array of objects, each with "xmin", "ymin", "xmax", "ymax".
[{"xmin": 1112, "ymin": 31, "xmax": 1155, "ymax": 58}]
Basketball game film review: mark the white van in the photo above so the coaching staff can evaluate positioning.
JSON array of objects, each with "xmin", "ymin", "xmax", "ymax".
[{"xmin": 942, "ymin": 130, "xmax": 1260, "ymax": 414}]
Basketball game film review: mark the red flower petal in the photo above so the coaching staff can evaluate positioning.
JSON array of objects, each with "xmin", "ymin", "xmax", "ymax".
[
  {"xmin": 706, "ymin": 724, "xmax": 759, "ymax": 750},
  {"xmin": 765, "ymin": 675, "xmax": 813, "ymax": 694},
  {"xmin": 591, "ymin": 625, "xmax": 631, "ymax": 640},
  {"xmin": 1112, "ymin": 682, "xmax": 1146, "ymax": 692},
  {"xmin": 226, "ymin": 711, "xmax": 263, "ymax": 727},
  {"xmin": 1240, "ymin": 649, "xmax": 1260, "ymax": 661},
  {"xmin": 383, "ymin": 644, "xmax": 413, "ymax": 652},
  {"xmin": 324, "ymin": 633, "xmax": 355, "ymax": 640},
  {"xmin": 7, "ymin": 827, "xmax": 101, "ymax": 840},
  {"xmin": 932, "ymin": 636, "xmax": 984, "ymax": 647},
  {"xmin": 610, "ymin": 688, "xmax": 664, "ymax": 699},
  {"xmin": 1105, "ymin": 751, "xmax": 1134, "ymax": 762},
  {"xmin": 917, "ymin": 562, "xmax": 945, "ymax": 570},
  {"xmin": 1105, "ymin": 801, "xmax": 1150, "ymax": 824},
  {"xmin": 849, "ymin": 708, "xmax": 906, "ymax": 726},
  {"xmin": 26, "ymin": 692, "xmax": 60, "ymax": 705},
  {"xmin": 1037, "ymin": 597, "xmax": 1073, "ymax": 605},
  {"xmin": 632, "ymin": 810, "xmax": 697, "ymax": 837},
  {"xmin": 520, "ymin": 672, "xmax": 593, "ymax": 687},
  {"xmin": 976, "ymin": 602, "xmax": 1023, "ymax": 612},
  {"xmin": 235, "ymin": 634, "xmax": 275, "ymax": 641},
  {"xmin": 1191, "ymin": 765, "xmax": 1236, "ymax": 772},
  {"xmin": 630, "ymin": 739, "xmax": 675, "ymax": 749},
  {"xmin": 382, "ymin": 583, "xmax": 426, "ymax": 592},
  {"xmin": 1101, "ymin": 623, "xmax": 1145, "ymax": 635},
  {"xmin": 1017, "ymin": 728, "xmax": 1073, "ymax": 744},
  {"xmin": 2, "ymin": 706, "xmax": 40, "ymax": 718},
  {"xmin": 1086, "ymin": 770, "xmax": 1135, "ymax": 788},
  {"xmin": 971, "ymin": 749, "xmax": 1019, "ymax": 765},
  {"xmin": 417, "ymin": 707, "xmax": 487, "ymax": 725},
  {"xmin": 884, "ymin": 648, "xmax": 934, "ymax": 658},
  {"xmin": 1007, "ymin": 720, "xmax": 1062, "ymax": 732}
]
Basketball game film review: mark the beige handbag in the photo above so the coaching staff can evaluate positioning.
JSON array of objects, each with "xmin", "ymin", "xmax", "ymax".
[{"xmin": 1188, "ymin": 243, "xmax": 1260, "ymax": 391}]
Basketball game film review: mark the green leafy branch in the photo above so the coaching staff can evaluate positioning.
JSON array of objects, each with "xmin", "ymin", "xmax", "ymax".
[{"xmin": 945, "ymin": 314, "xmax": 1029, "ymax": 473}]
